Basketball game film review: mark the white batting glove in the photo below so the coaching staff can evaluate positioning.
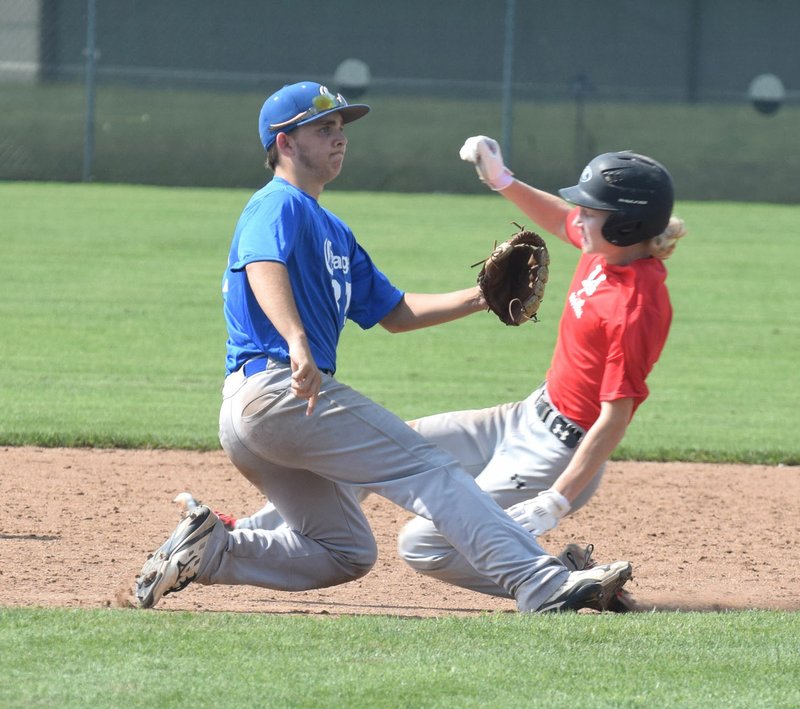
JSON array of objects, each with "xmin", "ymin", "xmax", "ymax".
[
  {"xmin": 506, "ymin": 489, "xmax": 571, "ymax": 537},
  {"xmin": 459, "ymin": 135, "xmax": 514, "ymax": 191}
]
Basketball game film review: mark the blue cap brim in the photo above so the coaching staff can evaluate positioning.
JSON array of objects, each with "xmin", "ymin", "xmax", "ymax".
[
  {"xmin": 263, "ymin": 103, "xmax": 370, "ymax": 150},
  {"xmin": 292, "ymin": 104, "xmax": 370, "ymax": 132}
]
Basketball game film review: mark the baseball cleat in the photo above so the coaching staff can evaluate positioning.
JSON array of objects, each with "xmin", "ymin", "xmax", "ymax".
[
  {"xmin": 557, "ymin": 543, "xmax": 635, "ymax": 612},
  {"xmin": 135, "ymin": 505, "xmax": 218, "ymax": 609},
  {"xmin": 537, "ymin": 560, "xmax": 633, "ymax": 613}
]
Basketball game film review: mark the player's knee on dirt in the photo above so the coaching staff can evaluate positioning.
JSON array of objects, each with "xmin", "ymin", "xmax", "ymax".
[
  {"xmin": 397, "ymin": 517, "xmax": 451, "ymax": 572},
  {"xmin": 328, "ymin": 539, "xmax": 378, "ymax": 581}
]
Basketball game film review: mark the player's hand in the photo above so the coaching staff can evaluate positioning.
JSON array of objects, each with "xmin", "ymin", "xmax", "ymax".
[
  {"xmin": 288, "ymin": 344, "xmax": 322, "ymax": 416},
  {"xmin": 290, "ymin": 366, "xmax": 321, "ymax": 416},
  {"xmin": 506, "ymin": 489, "xmax": 571, "ymax": 536},
  {"xmin": 459, "ymin": 135, "xmax": 514, "ymax": 191}
]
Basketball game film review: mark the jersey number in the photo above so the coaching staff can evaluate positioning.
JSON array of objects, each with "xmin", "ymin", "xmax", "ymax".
[{"xmin": 331, "ymin": 279, "xmax": 352, "ymax": 323}]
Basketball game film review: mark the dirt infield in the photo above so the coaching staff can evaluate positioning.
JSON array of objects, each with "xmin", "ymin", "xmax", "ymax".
[{"xmin": 2, "ymin": 447, "xmax": 798, "ymax": 615}]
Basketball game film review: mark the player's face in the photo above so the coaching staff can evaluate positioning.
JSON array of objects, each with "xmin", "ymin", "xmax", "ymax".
[
  {"xmin": 289, "ymin": 114, "xmax": 348, "ymax": 183},
  {"xmin": 574, "ymin": 207, "xmax": 613, "ymax": 255}
]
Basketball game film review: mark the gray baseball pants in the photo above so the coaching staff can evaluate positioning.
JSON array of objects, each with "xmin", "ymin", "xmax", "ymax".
[{"xmin": 194, "ymin": 361, "xmax": 569, "ymax": 611}]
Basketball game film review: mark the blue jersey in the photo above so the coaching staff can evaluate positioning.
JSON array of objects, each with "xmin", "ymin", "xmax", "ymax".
[{"xmin": 222, "ymin": 177, "xmax": 403, "ymax": 375}]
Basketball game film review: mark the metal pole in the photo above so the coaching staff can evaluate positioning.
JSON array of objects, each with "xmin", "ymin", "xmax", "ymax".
[
  {"xmin": 686, "ymin": 0, "xmax": 702, "ymax": 103},
  {"xmin": 82, "ymin": 0, "xmax": 97, "ymax": 182},
  {"xmin": 575, "ymin": 90, "xmax": 584, "ymax": 175},
  {"xmin": 500, "ymin": 0, "xmax": 516, "ymax": 163},
  {"xmin": 572, "ymin": 73, "xmax": 591, "ymax": 174}
]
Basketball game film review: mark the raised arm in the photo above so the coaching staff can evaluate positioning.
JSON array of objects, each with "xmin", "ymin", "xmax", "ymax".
[{"xmin": 459, "ymin": 135, "xmax": 571, "ymax": 243}]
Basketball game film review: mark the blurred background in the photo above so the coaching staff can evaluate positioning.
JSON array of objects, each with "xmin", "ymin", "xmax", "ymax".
[{"xmin": 1, "ymin": 0, "xmax": 797, "ymax": 201}]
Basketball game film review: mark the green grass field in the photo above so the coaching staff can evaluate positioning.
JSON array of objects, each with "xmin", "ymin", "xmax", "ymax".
[
  {"xmin": 2, "ymin": 609, "xmax": 799, "ymax": 708},
  {"xmin": 1, "ymin": 183, "xmax": 797, "ymax": 462},
  {"xmin": 1, "ymin": 182, "xmax": 798, "ymax": 706}
]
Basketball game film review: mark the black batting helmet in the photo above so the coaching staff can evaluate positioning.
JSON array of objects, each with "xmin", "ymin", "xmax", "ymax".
[{"xmin": 559, "ymin": 152, "xmax": 674, "ymax": 246}]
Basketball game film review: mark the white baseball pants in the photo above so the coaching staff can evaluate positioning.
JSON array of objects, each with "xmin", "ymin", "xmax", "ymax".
[{"xmin": 397, "ymin": 384, "xmax": 604, "ymax": 597}]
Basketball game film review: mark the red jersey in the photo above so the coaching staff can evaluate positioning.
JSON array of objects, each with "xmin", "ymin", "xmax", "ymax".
[{"xmin": 546, "ymin": 208, "xmax": 672, "ymax": 431}]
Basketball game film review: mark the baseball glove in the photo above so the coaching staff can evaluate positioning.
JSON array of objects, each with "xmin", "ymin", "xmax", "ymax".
[{"xmin": 473, "ymin": 224, "xmax": 549, "ymax": 326}]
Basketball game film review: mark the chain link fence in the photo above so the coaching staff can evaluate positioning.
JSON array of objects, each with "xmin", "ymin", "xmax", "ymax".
[{"xmin": 1, "ymin": 0, "xmax": 798, "ymax": 201}]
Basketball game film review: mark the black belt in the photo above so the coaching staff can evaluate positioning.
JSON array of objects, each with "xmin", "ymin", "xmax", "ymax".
[
  {"xmin": 535, "ymin": 394, "xmax": 585, "ymax": 449},
  {"xmin": 242, "ymin": 357, "xmax": 333, "ymax": 378}
]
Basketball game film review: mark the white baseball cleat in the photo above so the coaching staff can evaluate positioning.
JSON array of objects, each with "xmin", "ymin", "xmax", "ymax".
[
  {"xmin": 537, "ymin": 560, "xmax": 633, "ymax": 613},
  {"xmin": 135, "ymin": 505, "xmax": 219, "ymax": 609}
]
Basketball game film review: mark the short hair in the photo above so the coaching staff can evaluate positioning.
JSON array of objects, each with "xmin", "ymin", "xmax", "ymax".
[{"xmin": 265, "ymin": 144, "xmax": 279, "ymax": 172}]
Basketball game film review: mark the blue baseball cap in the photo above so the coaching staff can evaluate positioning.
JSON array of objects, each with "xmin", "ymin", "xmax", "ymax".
[{"xmin": 258, "ymin": 81, "xmax": 370, "ymax": 150}]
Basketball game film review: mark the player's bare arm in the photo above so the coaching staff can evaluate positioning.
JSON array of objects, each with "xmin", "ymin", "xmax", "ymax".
[
  {"xmin": 379, "ymin": 288, "xmax": 484, "ymax": 333},
  {"xmin": 504, "ymin": 396, "xmax": 634, "ymax": 537},
  {"xmin": 245, "ymin": 260, "xmax": 321, "ymax": 415},
  {"xmin": 498, "ymin": 182, "xmax": 571, "ymax": 242},
  {"xmin": 552, "ymin": 397, "xmax": 634, "ymax": 503}
]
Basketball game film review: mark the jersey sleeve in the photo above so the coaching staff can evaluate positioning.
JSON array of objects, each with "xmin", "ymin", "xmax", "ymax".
[
  {"xmin": 229, "ymin": 190, "xmax": 302, "ymax": 272},
  {"xmin": 346, "ymin": 242, "xmax": 404, "ymax": 329},
  {"xmin": 600, "ymin": 303, "xmax": 669, "ymax": 409}
]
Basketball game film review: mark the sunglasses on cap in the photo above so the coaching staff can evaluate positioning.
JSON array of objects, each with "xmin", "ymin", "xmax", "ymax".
[{"xmin": 268, "ymin": 91, "xmax": 349, "ymax": 131}]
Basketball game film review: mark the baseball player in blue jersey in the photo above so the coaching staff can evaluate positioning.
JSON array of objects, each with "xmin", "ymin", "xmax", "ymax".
[{"xmin": 134, "ymin": 81, "xmax": 633, "ymax": 613}]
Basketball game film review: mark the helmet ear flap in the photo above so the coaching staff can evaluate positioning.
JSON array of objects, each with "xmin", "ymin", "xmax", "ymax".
[{"xmin": 603, "ymin": 218, "xmax": 644, "ymax": 245}]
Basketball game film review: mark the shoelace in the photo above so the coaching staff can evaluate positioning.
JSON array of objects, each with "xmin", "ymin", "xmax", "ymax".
[{"xmin": 565, "ymin": 543, "xmax": 595, "ymax": 571}]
